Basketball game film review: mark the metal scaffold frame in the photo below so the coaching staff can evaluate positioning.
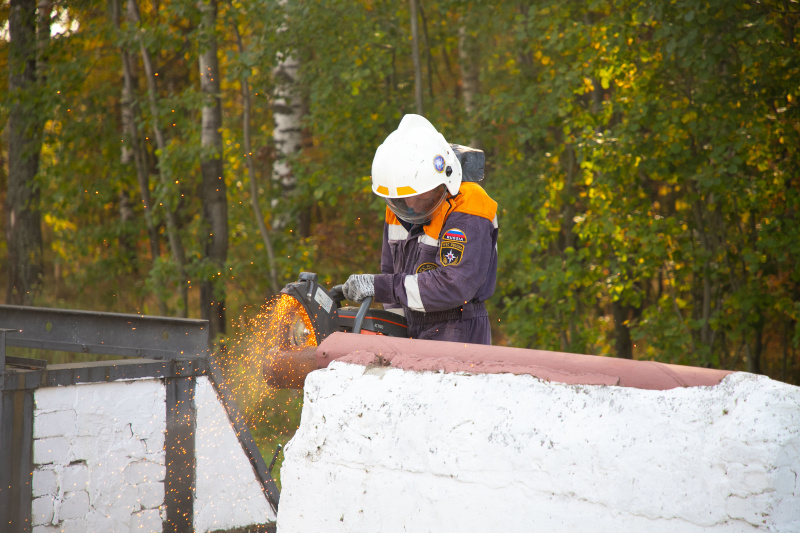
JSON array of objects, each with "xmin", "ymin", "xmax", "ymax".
[{"xmin": 0, "ymin": 305, "xmax": 278, "ymax": 533}]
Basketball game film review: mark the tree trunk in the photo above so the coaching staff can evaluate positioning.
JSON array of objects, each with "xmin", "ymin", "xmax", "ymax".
[
  {"xmin": 409, "ymin": 0, "xmax": 424, "ymax": 115},
  {"xmin": 272, "ymin": 0, "xmax": 306, "ymax": 234},
  {"xmin": 198, "ymin": 0, "xmax": 228, "ymax": 340},
  {"xmin": 458, "ymin": 24, "xmax": 482, "ymax": 149},
  {"xmin": 231, "ymin": 21, "xmax": 280, "ymax": 295},
  {"xmin": 6, "ymin": 0, "xmax": 47, "ymax": 305},
  {"xmin": 128, "ymin": 0, "xmax": 189, "ymax": 316},
  {"xmin": 612, "ymin": 300, "xmax": 634, "ymax": 359},
  {"xmin": 114, "ymin": 0, "xmax": 167, "ymax": 314},
  {"xmin": 747, "ymin": 312, "xmax": 764, "ymax": 375}
]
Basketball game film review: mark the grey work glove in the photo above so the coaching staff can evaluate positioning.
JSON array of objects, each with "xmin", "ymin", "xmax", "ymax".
[{"xmin": 343, "ymin": 274, "xmax": 375, "ymax": 302}]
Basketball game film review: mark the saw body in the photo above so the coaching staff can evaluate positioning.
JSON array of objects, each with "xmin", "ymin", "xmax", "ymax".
[{"xmin": 263, "ymin": 272, "xmax": 408, "ymax": 388}]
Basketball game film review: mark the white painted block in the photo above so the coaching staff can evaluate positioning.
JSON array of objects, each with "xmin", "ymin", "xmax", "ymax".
[
  {"xmin": 94, "ymin": 484, "xmax": 137, "ymax": 531},
  {"xmin": 33, "ymin": 410, "xmax": 77, "ymax": 439},
  {"xmin": 57, "ymin": 518, "xmax": 87, "ymax": 533},
  {"xmin": 31, "ymin": 525, "xmax": 59, "ymax": 533},
  {"xmin": 32, "ymin": 468, "xmax": 57, "ymax": 498},
  {"xmin": 136, "ymin": 481, "xmax": 165, "ymax": 510},
  {"xmin": 131, "ymin": 508, "xmax": 163, "ymax": 533},
  {"xmin": 35, "ymin": 386, "xmax": 79, "ymax": 413},
  {"xmin": 86, "ymin": 510, "xmax": 115, "ymax": 532},
  {"xmin": 33, "ymin": 437, "xmax": 71, "ymax": 466},
  {"xmin": 278, "ymin": 364, "xmax": 800, "ymax": 533},
  {"xmin": 74, "ymin": 412, "xmax": 111, "ymax": 437},
  {"xmin": 123, "ymin": 460, "xmax": 166, "ymax": 485},
  {"xmin": 89, "ymin": 469, "xmax": 135, "ymax": 516},
  {"xmin": 58, "ymin": 490, "xmax": 90, "ymax": 521},
  {"xmin": 31, "ymin": 495, "xmax": 54, "ymax": 526},
  {"xmin": 194, "ymin": 376, "xmax": 276, "ymax": 532},
  {"xmin": 61, "ymin": 462, "xmax": 89, "ymax": 493}
]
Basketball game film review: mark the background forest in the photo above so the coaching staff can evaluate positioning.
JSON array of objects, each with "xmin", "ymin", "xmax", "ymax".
[{"xmin": 2, "ymin": 0, "xmax": 799, "ymax": 392}]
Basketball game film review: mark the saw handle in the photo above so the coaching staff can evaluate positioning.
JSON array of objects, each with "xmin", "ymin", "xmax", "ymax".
[
  {"xmin": 330, "ymin": 284, "xmax": 373, "ymax": 334},
  {"xmin": 352, "ymin": 296, "xmax": 373, "ymax": 334},
  {"xmin": 330, "ymin": 284, "xmax": 346, "ymax": 305}
]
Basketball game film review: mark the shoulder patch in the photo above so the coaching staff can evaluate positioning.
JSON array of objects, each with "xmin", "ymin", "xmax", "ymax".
[
  {"xmin": 440, "ymin": 240, "xmax": 464, "ymax": 266},
  {"xmin": 415, "ymin": 262, "xmax": 438, "ymax": 274},
  {"xmin": 442, "ymin": 228, "xmax": 467, "ymax": 242}
]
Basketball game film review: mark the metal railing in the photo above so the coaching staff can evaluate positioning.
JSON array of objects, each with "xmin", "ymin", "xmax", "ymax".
[{"xmin": 0, "ymin": 304, "xmax": 278, "ymax": 533}]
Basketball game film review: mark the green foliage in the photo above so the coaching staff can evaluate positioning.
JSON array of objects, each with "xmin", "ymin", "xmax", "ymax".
[{"xmin": 1, "ymin": 0, "xmax": 798, "ymax": 392}]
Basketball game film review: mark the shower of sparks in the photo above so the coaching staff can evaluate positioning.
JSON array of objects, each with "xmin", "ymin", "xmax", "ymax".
[{"xmin": 216, "ymin": 294, "xmax": 318, "ymax": 483}]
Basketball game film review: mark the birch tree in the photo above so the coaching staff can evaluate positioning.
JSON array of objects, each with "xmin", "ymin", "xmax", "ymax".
[{"xmin": 272, "ymin": 0, "xmax": 306, "ymax": 234}]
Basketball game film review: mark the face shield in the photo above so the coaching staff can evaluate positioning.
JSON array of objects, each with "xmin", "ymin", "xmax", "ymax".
[{"xmin": 385, "ymin": 185, "xmax": 447, "ymax": 225}]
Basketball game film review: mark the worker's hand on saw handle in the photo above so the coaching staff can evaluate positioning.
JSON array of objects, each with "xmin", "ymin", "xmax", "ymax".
[{"xmin": 343, "ymin": 274, "xmax": 375, "ymax": 302}]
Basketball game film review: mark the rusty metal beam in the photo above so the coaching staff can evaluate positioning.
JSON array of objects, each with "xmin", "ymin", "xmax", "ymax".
[{"xmin": 0, "ymin": 305, "xmax": 209, "ymax": 361}]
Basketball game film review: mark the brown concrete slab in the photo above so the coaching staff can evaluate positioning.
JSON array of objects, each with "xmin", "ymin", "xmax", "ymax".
[{"xmin": 316, "ymin": 333, "xmax": 733, "ymax": 390}]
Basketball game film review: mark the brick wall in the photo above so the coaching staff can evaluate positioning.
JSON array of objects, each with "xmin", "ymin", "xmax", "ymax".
[
  {"xmin": 28, "ymin": 377, "xmax": 275, "ymax": 533},
  {"xmin": 32, "ymin": 380, "xmax": 166, "ymax": 532}
]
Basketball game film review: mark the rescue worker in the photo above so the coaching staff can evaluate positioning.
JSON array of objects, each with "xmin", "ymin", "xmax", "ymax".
[{"xmin": 343, "ymin": 114, "xmax": 498, "ymax": 345}]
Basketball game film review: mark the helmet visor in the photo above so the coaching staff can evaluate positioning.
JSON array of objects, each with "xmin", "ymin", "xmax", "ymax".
[{"xmin": 385, "ymin": 185, "xmax": 447, "ymax": 225}]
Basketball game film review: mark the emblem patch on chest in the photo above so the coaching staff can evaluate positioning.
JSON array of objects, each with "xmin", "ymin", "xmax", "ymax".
[{"xmin": 415, "ymin": 262, "xmax": 438, "ymax": 273}]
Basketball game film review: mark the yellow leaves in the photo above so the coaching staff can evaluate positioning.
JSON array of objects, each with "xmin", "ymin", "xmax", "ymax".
[
  {"xmin": 533, "ymin": 50, "xmax": 551, "ymax": 65},
  {"xmin": 788, "ymin": 94, "xmax": 794, "ymax": 103},
  {"xmin": 596, "ymin": 67, "xmax": 613, "ymax": 90},
  {"xmin": 675, "ymin": 200, "xmax": 689, "ymax": 212},
  {"xmin": 681, "ymin": 111, "xmax": 698, "ymax": 124},
  {"xmin": 45, "ymin": 213, "xmax": 76, "ymax": 233},
  {"xmin": 588, "ymin": 187, "xmax": 607, "ymax": 201},
  {"xmin": 583, "ymin": 77, "xmax": 595, "ymax": 93},
  {"xmin": 634, "ymin": 156, "xmax": 642, "ymax": 167}
]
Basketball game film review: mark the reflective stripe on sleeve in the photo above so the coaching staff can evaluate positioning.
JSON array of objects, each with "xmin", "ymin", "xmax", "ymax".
[
  {"xmin": 404, "ymin": 274, "xmax": 425, "ymax": 312},
  {"xmin": 493, "ymin": 215, "xmax": 499, "ymax": 252},
  {"xmin": 387, "ymin": 224, "xmax": 409, "ymax": 241},
  {"xmin": 418, "ymin": 234, "xmax": 438, "ymax": 247}
]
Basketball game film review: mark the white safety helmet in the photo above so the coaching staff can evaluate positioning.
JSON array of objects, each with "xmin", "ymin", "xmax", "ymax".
[{"xmin": 371, "ymin": 114, "xmax": 462, "ymax": 224}]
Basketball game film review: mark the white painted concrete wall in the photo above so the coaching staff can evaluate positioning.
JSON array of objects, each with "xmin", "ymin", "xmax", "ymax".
[
  {"xmin": 32, "ymin": 379, "xmax": 167, "ymax": 533},
  {"xmin": 195, "ymin": 375, "xmax": 276, "ymax": 532},
  {"xmin": 278, "ymin": 362, "xmax": 800, "ymax": 533}
]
